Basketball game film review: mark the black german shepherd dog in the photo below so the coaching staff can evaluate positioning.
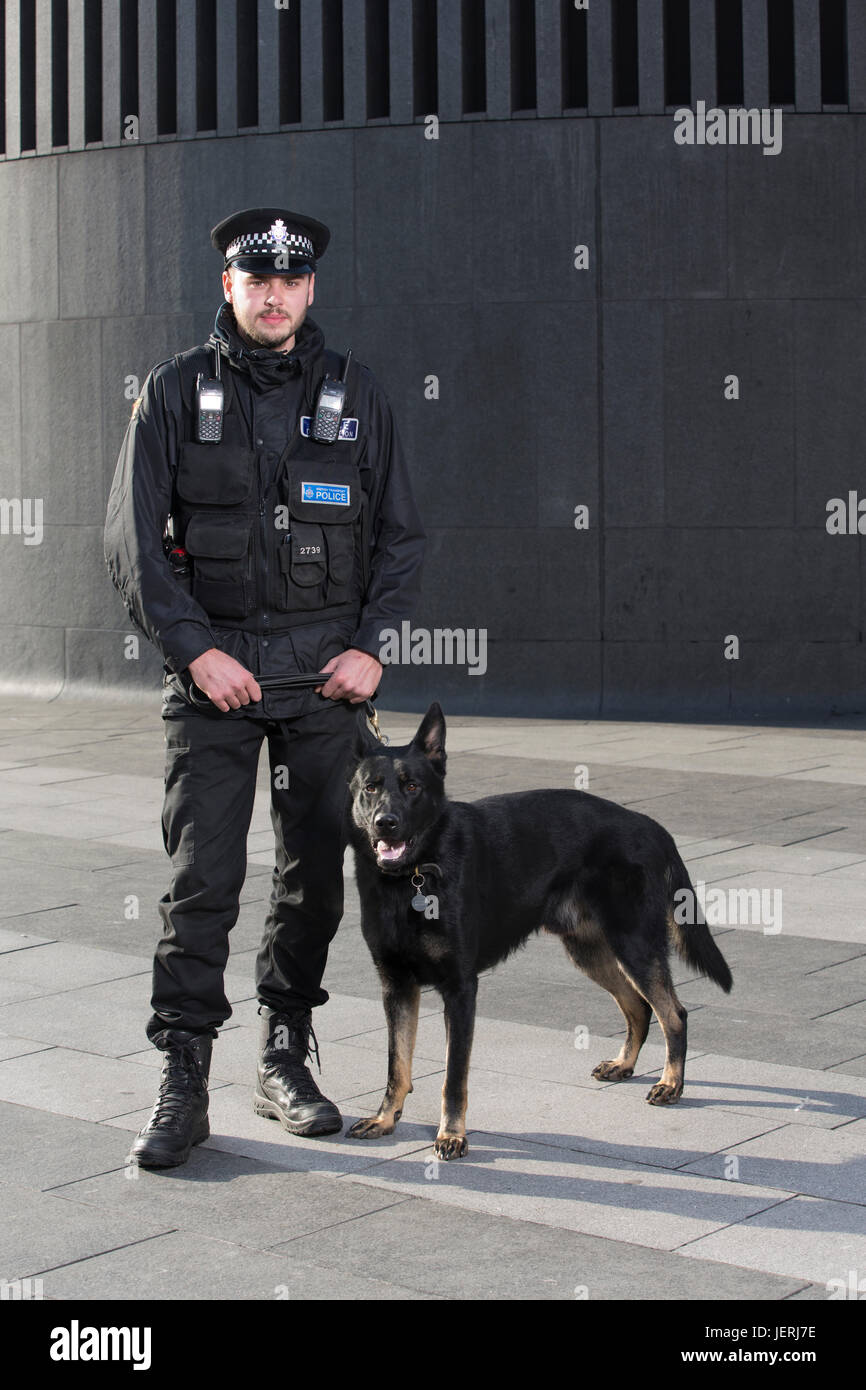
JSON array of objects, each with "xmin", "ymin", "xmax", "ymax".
[{"xmin": 346, "ymin": 703, "xmax": 733, "ymax": 1159}]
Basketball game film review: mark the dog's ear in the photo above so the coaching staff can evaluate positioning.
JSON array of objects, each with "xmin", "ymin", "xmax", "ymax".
[{"xmin": 412, "ymin": 701, "xmax": 446, "ymax": 776}]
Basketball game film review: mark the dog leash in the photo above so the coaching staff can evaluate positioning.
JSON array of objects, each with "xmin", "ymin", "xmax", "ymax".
[{"xmin": 186, "ymin": 672, "xmax": 391, "ymax": 751}]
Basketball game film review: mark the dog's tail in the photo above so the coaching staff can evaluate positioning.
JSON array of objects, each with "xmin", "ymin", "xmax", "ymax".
[{"xmin": 664, "ymin": 845, "xmax": 733, "ymax": 994}]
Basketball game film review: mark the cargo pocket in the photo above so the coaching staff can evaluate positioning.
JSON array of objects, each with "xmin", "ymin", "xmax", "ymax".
[
  {"xmin": 176, "ymin": 436, "xmax": 255, "ymax": 506},
  {"xmin": 185, "ymin": 513, "xmax": 254, "ymax": 619},
  {"xmin": 279, "ymin": 461, "xmax": 362, "ymax": 612},
  {"xmin": 277, "ymin": 520, "xmax": 328, "ymax": 611},
  {"xmin": 162, "ymin": 735, "xmax": 195, "ymax": 867}
]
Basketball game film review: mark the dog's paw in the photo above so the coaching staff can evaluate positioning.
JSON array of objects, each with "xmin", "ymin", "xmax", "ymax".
[
  {"xmin": 433, "ymin": 1132, "xmax": 468, "ymax": 1160},
  {"xmin": 592, "ymin": 1060, "xmax": 634, "ymax": 1082},
  {"xmin": 347, "ymin": 1114, "xmax": 395, "ymax": 1139},
  {"xmin": 645, "ymin": 1081, "xmax": 683, "ymax": 1105}
]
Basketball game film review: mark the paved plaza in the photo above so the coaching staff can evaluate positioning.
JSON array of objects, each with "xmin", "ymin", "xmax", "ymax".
[{"xmin": 0, "ymin": 695, "xmax": 864, "ymax": 1300}]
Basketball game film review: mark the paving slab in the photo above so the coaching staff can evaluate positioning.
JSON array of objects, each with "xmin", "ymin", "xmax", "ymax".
[
  {"xmin": 56, "ymin": 1144, "xmax": 414, "ymax": 1252},
  {"xmin": 271, "ymin": 1189, "xmax": 807, "ymax": 1302},
  {"xmin": 0, "ymin": 1100, "xmax": 146, "ymax": 1188},
  {"xmin": 37, "ymin": 1228, "xmax": 436, "ymax": 1300},
  {"xmin": 346, "ymin": 1124, "xmax": 793, "ymax": 1253},
  {"xmin": 681, "ymin": 1118, "xmax": 866, "ymax": 1204},
  {"xmin": 680, "ymin": 1194, "xmax": 866, "ymax": 1288},
  {"xmin": 0, "ymin": 941, "xmax": 150, "ymax": 992},
  {"xmin": 681, "ymin": 1054, "xmax": 866, "ymax": 1129},
  {"xmin": 655, "ymin": 1006, "xmax": 866, "ymax": 1071},
  {"xmin": 0, "ymin": 1177, "xmax": 175, "ymax": 1283},
  {"xmin": 0, "ymin": 1046, "xmax": 228, "ymax": 1124}
]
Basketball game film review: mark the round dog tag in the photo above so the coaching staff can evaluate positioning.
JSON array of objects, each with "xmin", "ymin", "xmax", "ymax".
[{"xmin": 411, "ymin": 892, "xmax": 428, "ymax": 912}]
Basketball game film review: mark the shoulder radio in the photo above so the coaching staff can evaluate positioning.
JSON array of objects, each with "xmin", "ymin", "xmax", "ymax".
[
  {"xmin": 195, "ymin": 346, "xmax": 224, "ymax": 443},
  {"xmin": 311, "ymin": 349, "xmax": 353, "ymax": 443}
]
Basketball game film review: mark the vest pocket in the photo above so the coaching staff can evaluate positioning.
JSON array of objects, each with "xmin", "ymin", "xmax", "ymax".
[
  {"xmin": 184, "ymin": 513, "xmax": 254, "ymax": 619},
  {"xmin": 176, "ymin": 441, "xmax": 255, "ymax": 505},
  {"xmin": 276, "ymin": 461, "xmax": 362, "ymax": 613}
]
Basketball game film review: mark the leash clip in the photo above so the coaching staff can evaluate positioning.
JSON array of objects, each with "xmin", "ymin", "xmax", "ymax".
[{"xmin": 365, "ymin": 700, "xmax": 389, "ymax": 745}]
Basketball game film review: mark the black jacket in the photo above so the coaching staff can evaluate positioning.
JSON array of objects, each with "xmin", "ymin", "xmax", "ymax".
[{"xmin": 103, "ymin": 304, "xmax": 425, "ymax": 718}]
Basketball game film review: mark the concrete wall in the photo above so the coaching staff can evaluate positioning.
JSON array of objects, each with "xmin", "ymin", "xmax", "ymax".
[{"xmin": 0, "ymin": 1, "xmax": 863, "ymax": 719}]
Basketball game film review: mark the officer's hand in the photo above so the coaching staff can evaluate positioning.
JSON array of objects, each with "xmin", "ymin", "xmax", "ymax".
[
  {"xmin": 187, "ymin": 649, "xmax": 262, "ymax": 712},
  {"xmin": 317, "ymin": 649, "xmax": 382, "ymax": 704}
]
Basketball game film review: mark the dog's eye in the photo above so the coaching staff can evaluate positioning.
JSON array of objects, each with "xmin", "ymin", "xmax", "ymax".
[
  {"xmin": 405, "ymin": 781, "xmax": 418, "ymax": 792},
  {"xmin": 364, "ymin": 782, "xmax": 378, "ymax": 794}
]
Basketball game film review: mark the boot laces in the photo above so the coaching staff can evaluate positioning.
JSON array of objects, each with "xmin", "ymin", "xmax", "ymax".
[
  {"xmin": 265, "ymin": 1013, "xmax": 328, "ymax": 1103},
  {"xmin": 146, "ymin": 1040, "xmax": 208, "ymax": 1132}
]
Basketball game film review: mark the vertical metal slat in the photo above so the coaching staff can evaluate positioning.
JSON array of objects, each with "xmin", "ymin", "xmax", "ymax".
[
  {"xmin": 216, "ymin": 0, "xmax": 237, "ymax": 134},
  {"xmin": 742, "ymin": 0, "xmax": 769, "ymax": 109},
  {"xmin": 794, "ymin": 0, "xmax": 821, "ymax": 111},
  {"xmin": 300, "ymin": 0, "xmax": 323, "ymax": 127},
  {"xmin": 485, "ymin": 0, "xmax": 511, "ymax": 118},
  {"xmin": 67, "ymin": 0, "xmax": 85, "ymax": 149},
  {"xmin": 437, "ymin": 0, "xmax": 462, "ymax": 119},
  {"xmin": 587, "ymin": 0, "xmax": 613, "ymax": 114},
  {"xmin": 535, "ymin": 0, "xmax": 562, "ymax": 117},
  {"xmin": 137, "ymin": 0, "xmax": 157, "ymax": 142},
  {"xmin": 256, "ymin": 0, "xmax": 279, "ymax": 131},
  {"xmin": 638, "ymin": 0, "xmax": 665, "ymax": 113},
  {"xmin": 175, "ymin": 0, "xmax": 196, "ymax": 137},
  {"xmin": 389, "ymin": 0, "xmax": 412, "ymax": 123},
  {"xmin": 342, "ymin": 0, "xmax": 366, "ymax": 124}
]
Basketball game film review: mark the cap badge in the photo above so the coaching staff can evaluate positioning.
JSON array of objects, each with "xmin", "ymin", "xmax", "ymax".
[{"xmin": 269, "ymin": 218, "xmax": 288, "ymax": 243}]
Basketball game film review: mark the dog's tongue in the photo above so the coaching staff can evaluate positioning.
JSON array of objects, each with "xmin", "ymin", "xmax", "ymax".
[{"xmin": 377, "ymin": 840, "xmax": 406, "ymax": 862}]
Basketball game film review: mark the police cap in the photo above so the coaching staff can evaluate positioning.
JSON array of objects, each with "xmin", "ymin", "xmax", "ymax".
[{"xmin": 211, "ymin": 207, "xmax": 330, "ymax": 276}]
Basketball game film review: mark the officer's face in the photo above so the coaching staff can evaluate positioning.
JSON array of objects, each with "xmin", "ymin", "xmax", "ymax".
[{"xmin": 223, "ymin": 268, "xmax": 315, "ymax": 352}]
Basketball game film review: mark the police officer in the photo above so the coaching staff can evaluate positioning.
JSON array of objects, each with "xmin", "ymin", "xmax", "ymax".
[{"xmin": 103, "ymin": 208, "xmax": 425, "ymax": 1168}]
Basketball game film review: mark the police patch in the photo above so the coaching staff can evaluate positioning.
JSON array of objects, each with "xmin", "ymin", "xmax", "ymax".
[
  {"xmin": 301, "ymin": 482, "xmax": 351, "ymax": 506},
  {"xmin": 300, "ymin": 416, "xmax": 359, "ymax": 441}
]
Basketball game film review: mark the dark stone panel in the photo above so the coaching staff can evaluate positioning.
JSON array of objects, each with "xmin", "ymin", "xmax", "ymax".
[
  {"xmin": 663, "ymin": 301, "xmax": 794, "ymax": 528},
  {"xmin": 68, "ymin": 623, "xmax": 165, "ymax": 697},
  {"xmin": 101, "ymin": 315, "xmax": 197, "ymax": 483},
  {"xmin": 20, "ymin": 321, "xmax": 103, "ymax": 527},
  {"xmin": 379, "ymin": 641, "xmax": 602, "ymax": 718},
  {"xmin": 600, "ymin": 119, "xmax": 727, "ymax": 300},
  {"xmin": 410, "ymin": 526, "xmax": 599, "ymax": 643},
  {"xmin": 349, "ymin": 303, "xmax": 598, "ymax": 531},
  {"xmin": 729, "ymin": 117, "xmax": 864, "ymax": 299},
  {"xmin": 59, "ymin": 148, "xmax": 147, "ymax": 320},
  {"xmin": 0, "ymin": 325, "xmax": 22, "ymax": 495},
  {"xmin": 0, "ymin": 159, "xmax": 59, "ymax": 324},
  {"xmin": 604, "ymin": 528, "xmax": 859, "ymax": 644},
  {"xmin": 0, "ymin": 525, "xmax": 120, "ymax": 630},
  {"xmin": 472, "ymin": 120, "xmax": 597, "ymax": 303},
  {"xmin": 794, "ymin": 300, "xmax": 866, "ymax": 528},
  {"xmin": 354, "ymin": 124, "xmax": 474, "ymax": 305},
  {"xmin": 602, "ymin": 641, "xmax": 730, "ymax": 719},
  {"xmin": 729, "ymin": 642, "xmax": 866, "ymax": 719},
  {"xmin": 0, "ymin": 625, "xmax": 65, "ymax": 695},
  {"xmin": 602, "ymin": 302, "xmax": 664, "ymax": 526},
  {"xmin": 144, "ymin": 132, "xmax": 355, "ymax": 317}
]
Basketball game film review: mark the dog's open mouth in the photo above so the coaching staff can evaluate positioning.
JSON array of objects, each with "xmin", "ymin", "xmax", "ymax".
[{"xmin": 374, "ymin": 836, "xmax": 415, "ymax": 868}]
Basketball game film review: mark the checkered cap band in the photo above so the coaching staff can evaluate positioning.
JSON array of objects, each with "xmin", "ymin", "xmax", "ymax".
[{"xmin": 225, "ymin": 231, "xmax": 315, "ymax": 260}]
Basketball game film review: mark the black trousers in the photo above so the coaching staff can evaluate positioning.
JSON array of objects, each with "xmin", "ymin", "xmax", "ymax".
[{"xmin": 147, "ymin": 696, "xmax": 359, "ymax": 1043}]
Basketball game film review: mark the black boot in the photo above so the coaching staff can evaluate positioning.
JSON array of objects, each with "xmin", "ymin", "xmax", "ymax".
[
  {"xmin": 254, "ymin": 1006, "xmax": 342, "ymax": 1136},
  {"xmin": 129, "ymin": 1030, "xmax": 212, "ymax": 1169}
]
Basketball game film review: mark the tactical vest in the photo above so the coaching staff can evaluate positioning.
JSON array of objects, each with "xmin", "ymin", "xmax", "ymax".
[{"xmin": 168, "ymin": 345, "xmax": 370, "ymax": 632}]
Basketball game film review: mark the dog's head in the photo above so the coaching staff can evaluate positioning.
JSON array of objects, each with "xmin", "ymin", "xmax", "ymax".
[{"xmin": 349, "ymin": 702, "xmax": 447, "ymax": 874}]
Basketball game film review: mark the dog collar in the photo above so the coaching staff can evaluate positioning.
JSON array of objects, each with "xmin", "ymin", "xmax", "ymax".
[{"xmin": 410, "ymin": 862, "xmax": 441, "ymax": 913}]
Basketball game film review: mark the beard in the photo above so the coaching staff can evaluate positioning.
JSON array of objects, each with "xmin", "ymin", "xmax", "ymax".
[{"xmin": 233, "ymin": 301, "xmax": 308, "ymax": 353}]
